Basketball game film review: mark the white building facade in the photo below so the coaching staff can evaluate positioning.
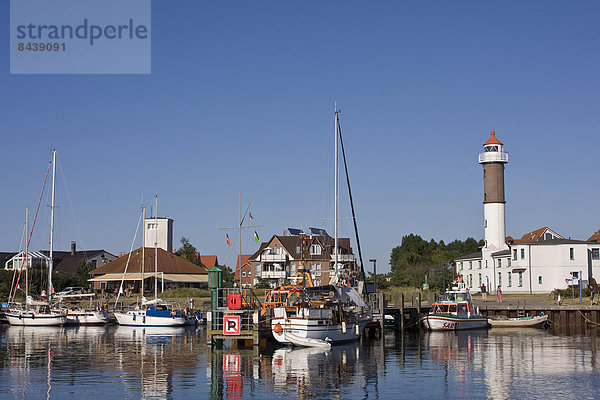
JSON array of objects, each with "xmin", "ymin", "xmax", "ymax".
[{"xmin": 144, "ymin": 217, "xmax": 173, "ymax": 252}]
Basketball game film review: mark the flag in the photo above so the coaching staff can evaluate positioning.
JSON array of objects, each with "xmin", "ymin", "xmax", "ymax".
[
  {"xmin": 226, "ymin": 234, "xmax": 232, "ymax": 246},
  {"xmin": 249, "ymin": 212, "xmax": 254, "ymax": 221},
  {"xmin": 254, "ymin": 231, "xmax": 260, "ymax": 243}
]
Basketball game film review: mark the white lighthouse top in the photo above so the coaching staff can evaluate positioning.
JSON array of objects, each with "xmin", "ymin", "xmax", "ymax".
[{"xmin": 479, "ymin": 130, "xmax": 508, "ymax": 164}]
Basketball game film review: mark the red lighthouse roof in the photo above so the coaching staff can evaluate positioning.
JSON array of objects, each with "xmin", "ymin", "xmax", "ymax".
[{"xmin": 484, "ymin": 130, "xmax": 503, "ymax": 145}]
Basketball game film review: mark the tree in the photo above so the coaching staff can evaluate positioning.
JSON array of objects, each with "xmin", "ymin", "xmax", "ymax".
[
  {"xmin": 219, "ymin": 265, "xmax": 235, "ymax": 287},
  {"xmin": 176, "ymin": 237, "xmax": 201, "ymax": 266},
  {"xmin": 74, "ymin": 260, "xmax": 95, "ymax": 289},
  {"xmin": 389, "ymin": 234, "xmax": 483, "ymax": 290}
]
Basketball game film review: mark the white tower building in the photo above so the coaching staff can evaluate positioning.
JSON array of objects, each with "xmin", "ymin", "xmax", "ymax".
[
  {"xmin": 478, "ymin": 130, "xmax": 509, "ymax": 289},
  {"xmin": 144, "ymin": 217, "xmax": 173, "ymax": 252}
]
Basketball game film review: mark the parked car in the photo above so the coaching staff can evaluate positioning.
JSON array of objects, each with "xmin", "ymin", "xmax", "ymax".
[{"xmin": 55, "ymin": 287, "xmax": 85, "ymax": 296}]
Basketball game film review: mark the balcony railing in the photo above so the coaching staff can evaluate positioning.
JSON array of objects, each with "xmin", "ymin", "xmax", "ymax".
[
  {"xmin": 330, "ymin": 254, "xmax": 355, "ymax": 262},
  {"xmin": 260, "ymin": 254, "xmax": 287, "ymax": 263},
  {"xmin": 478, "ymin": 151, "xmax": 509, "ymax": 164},
  {"xmin": 261, "ymin": 270, "xmax": 287, "ymax": 279}
]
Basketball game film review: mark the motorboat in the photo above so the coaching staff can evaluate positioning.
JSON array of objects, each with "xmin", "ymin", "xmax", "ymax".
[
  {"xmin": 488, "ymin": 314, "xmax": 548, "ymax": 328},
  {"xmin": 422, "ymin": 280, "xmax": 489, "ymax": 331}
]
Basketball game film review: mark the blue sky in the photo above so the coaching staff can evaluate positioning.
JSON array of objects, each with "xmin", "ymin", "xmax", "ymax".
[{"xmin": 1, "ymin": 1, "xmax": 599, "ymax": 272}]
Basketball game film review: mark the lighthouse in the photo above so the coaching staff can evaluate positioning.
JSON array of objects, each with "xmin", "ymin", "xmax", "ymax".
[{"xmin": 479, "ymin": 130, "xmax": 509, "ymax": 287}]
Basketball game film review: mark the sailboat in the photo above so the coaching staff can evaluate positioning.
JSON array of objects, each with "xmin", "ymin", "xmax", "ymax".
[
  {"xmin": 114, "ymin": 197, "xmax": 186, "ymax": 327},
  {"xmin": 6, "ymin": 150, "xmax": 67, "ymax": 326},
  {"xmin": 270, "ymin": 108, "xmax": 371, "ymax": 346}
]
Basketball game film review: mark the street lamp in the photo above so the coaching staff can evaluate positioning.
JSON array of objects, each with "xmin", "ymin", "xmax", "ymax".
[{"xmin": 369, "ymin": 259, "xmax": 377, "ymax": 293}]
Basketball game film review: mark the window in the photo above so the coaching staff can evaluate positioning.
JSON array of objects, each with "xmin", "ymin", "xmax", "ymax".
[
  {"xmin": 498, "ymin": 272, "xmax": 502, "ymax": 287},
  {"xmin": 513, "ymin": 249, "xmax": 517, "ymax": 260},
  {"xmin": 538, "ymin": 276, "xmax": 543, "ymax": 284},
  {"xmin": 478, "ymin": 261, "xmax": 482, "ymax": 269},
  {"xmin": 485, "ymin": 220, "xmax": 487, "ymax": 228},
  {"xmin": 469, "ymin": 274, "xmax": 473, "ymax": 288},
  {"xmin": 310, "ymin": 244, "xmax": 321, "ymax": 255},
  {"xmin": 518, "ymin": 272, "xmax": 523, "ymax": 287},
  {"xmin": 296, "ymin": 246, "xmax": 301, "ymax": 255},
  {"xmin": 485, "ymin": 145, "xmax": 498, "ymax": 152},
  {"xmin": 311, "ymin": 263, "xmax": 321, "ymax": 276},
  {"xmin": 290, "ymin": 263, "xmax": 296, "ymax": 274},
  {"xmin": 469, "ymin": 261, "xmax": 472, "ymax": 270},
  {"xmin": 91, "ymin": 260, "xmax": 97, "ymax": 267},
  {"xmin": 242, "ymin": 271, "xmax": 246, "ymax": 277},
  {"xmin": 478, "ymin": 273, "xmax": 482, "ymax": 287},
  {"xmin": 458, "ymin": 262, "xmax": 462, "ymax": 271},
  {"xmin": 498, "ymin": 259, "xmax": 502, "ymax": 268},
  {"xmin": 485, "ymin": 260, "xmax": 488, "ymax": 268},
  {"xmin": 508, "ymin": 272, "xmax": 512, "ymax": 287},
  {"xmin": 592, "ymin": 249, "xmax": 600, "ymax": 260},
  {"xmin": 570, "ymin": 248, "xmax": 574, "ymax": 260},
  {"xmin": 314, "ymin": 280, "xmax": 321, "ymax": 286},
  {"xmin": 521, "ymin": 249, "xmax": 525, "ymax": 259}
]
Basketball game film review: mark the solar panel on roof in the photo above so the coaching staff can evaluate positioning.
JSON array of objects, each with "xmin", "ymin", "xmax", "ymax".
[
  {"xmin": 287, "ymin": 228, "xmax": 304, "ymax": 236},
  {"xmin": 308, "ymin": 227, "xmax": 328, "ymax": 236}
]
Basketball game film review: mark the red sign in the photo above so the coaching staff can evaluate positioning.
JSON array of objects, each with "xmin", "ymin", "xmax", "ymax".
[{"xmin": 223, "ymin": 315, "xmax": 241, "ymax": 335}]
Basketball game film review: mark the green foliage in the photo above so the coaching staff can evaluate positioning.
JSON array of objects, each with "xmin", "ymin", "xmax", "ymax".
[
  {"xmin": 74, "ymin": 261, "xmax": 95, "ymax": 289},
  {"xmin": 219, "ymin": 265, "xmax": 235, "ymax": 287},
  {"xmin": 559, "ymin": 287, "xmax": 590, "ymax": 298},
  {"xmin": 254, "ymin": 278, "xmax": 272, "ymax": 289},
  {"xmin": 176, "ymin": 237, "xmax": 201, "ymax": 266},
  {"xmin": 390, "ymin": 234, "xmax": 483, "ymax": 291},
  {"xmin": 161, "ymin": 287, "xmax": 210, "ymax": 299}
]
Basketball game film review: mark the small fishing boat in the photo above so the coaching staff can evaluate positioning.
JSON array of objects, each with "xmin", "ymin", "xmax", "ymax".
[
  {"xmin": 488, "ymin": 314, "xmax": 548, "ymax": 328},
  {"xmin": 423, "ymin": 280, "xmax": 489, "ymax": 331}
]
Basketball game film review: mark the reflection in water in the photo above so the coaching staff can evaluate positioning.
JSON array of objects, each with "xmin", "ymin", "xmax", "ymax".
[{"xmin": 1, "ymin": 325, "xmax": 599, "ymax": 399}]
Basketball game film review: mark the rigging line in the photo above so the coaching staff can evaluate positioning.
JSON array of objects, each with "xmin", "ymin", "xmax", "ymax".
[
  {"xmin": 7, "ymin": 221, "xmax": 28, "ymax": 303},
  {"xmin": 10, "ymin": 161, "xmax": 51, "ymax": 304},
  {"xmin": 57, "ymin": 157, "xmax": 87, "ymax": 257},
  {"xmin": 115, "ymin": 209, "xmax": 143, "ymax": 306},
  {"xmin": 337, "ymin": 115, "xmax": 365, "ymax": 281}
]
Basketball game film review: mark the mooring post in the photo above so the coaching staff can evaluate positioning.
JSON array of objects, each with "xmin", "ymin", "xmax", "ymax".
[
  {"xmin": 399, "ymin": 292, "xmax": 405, "ymax": 331},
  {"xmin": 417, "ymin": 292, "xmax": 422, "ymax": 323},
  {"xmin": 378, "ymin": 292, "xmax": 385, "ymax": 335}
]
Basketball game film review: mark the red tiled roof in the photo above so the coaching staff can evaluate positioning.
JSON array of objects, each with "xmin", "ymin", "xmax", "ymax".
[
  {"xmin": 89, "ymin": 247, "xmax": 207, "ymax": 275},
  {"xmin": 588, "ymin": 230, "xmax": 600, "ymax": 242},
  {"xmin": 484, "ymin": 130, "xmax": 503, "ymax": 145},
  {"xmin": 199, "ymin": 255, "xmax": 219, "ymax": 269},
  {"xmin": 510, "ymin": 227, "xmax": 563, "ymax": 243}
]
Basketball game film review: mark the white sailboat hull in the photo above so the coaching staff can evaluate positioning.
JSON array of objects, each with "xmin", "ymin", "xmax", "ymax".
[
  {"xmin": 114, "ymin": 310, "xmax": 186, "ymax": 327},
  {"xmin": 65, "ymin": 310, "xmax": 109, "ymax": 325},
  {"xmin": 6, "ymin": 310, "xmax": 66, "ymax": 326}
]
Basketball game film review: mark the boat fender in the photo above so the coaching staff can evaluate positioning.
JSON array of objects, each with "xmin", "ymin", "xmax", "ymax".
[
  {"xmin": 355, "ymin": 324, "xmax": 359, "ymax": 336},
  {"xmin": 18, "ymin": 314, "xmax": 22, "ymax": 320},
  {"xmin": 342, "ymin": 321, "xmax": 347, "ymax": 334},
  {"xmin": 273, "ymin": 323, "xmax": 283, "ymax": 334},
  {"xmin": 143, "ymin": 316, "xmax": 146, "ymax": 324},
  {"xmin": 132, "ymin": 314, "xmax": 136, "ymax": 321},
  {"xmin": 32, "ymin": 313, "xmax": 35, "ymax": 319}
]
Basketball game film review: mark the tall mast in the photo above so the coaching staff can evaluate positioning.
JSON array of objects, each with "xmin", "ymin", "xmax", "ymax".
[
  {"xmin": 334, "ymin": 106, "xmax": 339, "ymax": 278},
  {"xmin": 48, "ymin": 149, "xmax": 56, "ymax": 301},
  {"xmin": 142, "ymin": 206, "xmax": 145, "ymax": 297},
  {"xmin": 25, "ymin": 208, "xmax": 29, "ymax": 303},
  {"xmin": 239, "ymin": 191, "xmax": 242, "ymax": 269},
  {"xmin": 154, "ymin": 195, "xmax": 158, "ymax": 299}
]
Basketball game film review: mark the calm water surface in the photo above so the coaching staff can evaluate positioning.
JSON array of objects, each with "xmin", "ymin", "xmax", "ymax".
[{"xmin": 0, "ymin": 324, "xmax": 598, "ymax": 399}]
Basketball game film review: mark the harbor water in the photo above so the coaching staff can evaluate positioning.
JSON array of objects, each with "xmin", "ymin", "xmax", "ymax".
[{"xmin": 0, "ymin": 324, "xmax": 598, "ymax": 399}]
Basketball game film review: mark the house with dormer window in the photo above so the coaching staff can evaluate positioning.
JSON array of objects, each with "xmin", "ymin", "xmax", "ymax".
[{"xmin": 240, "ymin": 228, "xmax": 358, "ymax": 288}]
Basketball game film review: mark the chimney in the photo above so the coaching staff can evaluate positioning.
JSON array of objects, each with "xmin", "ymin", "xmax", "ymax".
[
  {"xmin": 283, "ymin": 230, "xmax": 287, "ymax": 236},
  {"xmin": 71, "ymin": 241, "xmax": 76, "ymax": 255}
]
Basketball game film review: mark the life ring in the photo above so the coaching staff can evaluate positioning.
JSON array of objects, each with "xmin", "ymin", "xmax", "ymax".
[{"xmin": 273, "ymin": 323, "xmax": 283, "ymax": 334}]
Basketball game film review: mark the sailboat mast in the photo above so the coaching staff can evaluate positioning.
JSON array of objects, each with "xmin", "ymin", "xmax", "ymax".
[
  {"xmin": 239, "ymin": 191, "xmax": 242, "ymax": 268},
  {"xmin": 154, "ymin": 196, "xmax": 158, "ymax": 299},
  {"xmin": 142, "ymin": 206, "xmax": 145, "ymax": 297},
  {"xmin": 334, "ymin": 107, "xmax": 339, "ymax": 278},
  {"xmin": 25, "ymin": 208, "xmax": 29, "ymax": 303},
  {"xmin": 48, "ymin": 149, "xmax": 56, "ymax": 300}
]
